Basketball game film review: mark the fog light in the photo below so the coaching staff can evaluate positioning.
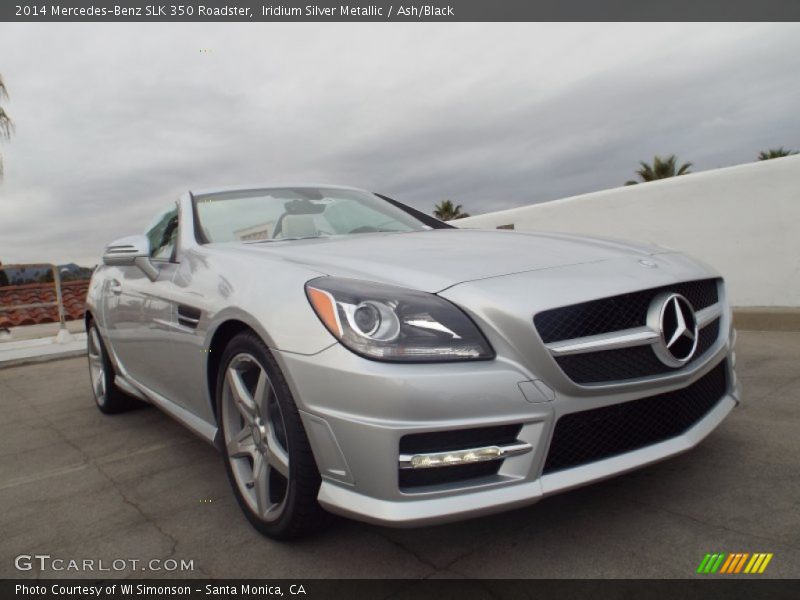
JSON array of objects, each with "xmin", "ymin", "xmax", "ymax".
[
  {"xmin": 399, "ymin": 441, "xmax": 533, "ymax": 470},
  {"xmin": 410, "ymin": 446, "xmax": 503, "ymax": 469}
]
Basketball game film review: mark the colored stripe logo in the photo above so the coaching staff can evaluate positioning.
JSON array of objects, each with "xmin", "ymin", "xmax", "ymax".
[{"xmin": 697, "ymin": 552, "xmax": 773, "ymax": 574}]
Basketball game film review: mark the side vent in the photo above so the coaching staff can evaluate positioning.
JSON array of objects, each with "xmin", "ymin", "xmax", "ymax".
[{"xmin": 177, "ymin": 305, "xmax": 202, "ymax": 329}]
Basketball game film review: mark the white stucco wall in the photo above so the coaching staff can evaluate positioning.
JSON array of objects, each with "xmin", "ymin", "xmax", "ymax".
[{"xmin": 455, "ymin": 154, "xmax": 800, "ymax": 307}]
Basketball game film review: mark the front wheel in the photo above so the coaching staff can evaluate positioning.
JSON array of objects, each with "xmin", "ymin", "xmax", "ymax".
[
  {"xmin": 217, "ymin": 331, "xmax": 330, "ymax": 539},
  {"xmin": 87, "ymin": 322, "xmax": 140, "ymax": 414}
]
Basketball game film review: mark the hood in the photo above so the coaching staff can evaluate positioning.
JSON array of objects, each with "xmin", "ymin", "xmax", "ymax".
[{"xmin": 218, "ymin": 229, "xmax": 669, "ymax": 293}]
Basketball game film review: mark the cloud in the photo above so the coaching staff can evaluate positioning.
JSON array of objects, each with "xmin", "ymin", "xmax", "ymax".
[{"xmin": 0, "ymin": 22, "xmax": 798, "ymax": 265}]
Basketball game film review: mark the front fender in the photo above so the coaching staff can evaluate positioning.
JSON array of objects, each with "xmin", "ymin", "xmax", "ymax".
[{"xmin": 180, "ymin": 247, "xmax": 336, "ymax": 356}]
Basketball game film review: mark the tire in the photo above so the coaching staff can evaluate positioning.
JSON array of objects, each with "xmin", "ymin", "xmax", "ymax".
[
  {"xmin": 87, "ymin": 321, "xmax": 140, "ymax": 414},
  {"xmin": 216, "ymin": 330, "xmax": 330, "ymax": 539}
]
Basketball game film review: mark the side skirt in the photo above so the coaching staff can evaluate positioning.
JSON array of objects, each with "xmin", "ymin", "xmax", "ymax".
[{"xmin": 115, "ymin": 372, "xmax": 220, "ymax": 448}]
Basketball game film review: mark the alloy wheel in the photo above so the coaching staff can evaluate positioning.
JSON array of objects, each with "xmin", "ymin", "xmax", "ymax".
[
  {"xmin": 87, "ymin": 327, "xmax": 107, "ymax": 407},
  {"xmin": 221, "ymin": 353, "xmax": 291, "ymax": 522}
]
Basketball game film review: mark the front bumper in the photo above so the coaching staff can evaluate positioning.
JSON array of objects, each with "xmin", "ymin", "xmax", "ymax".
[
  {"xmin": 277, "ymin": 337, "xmax": 740, "ymax": 527},
  {"xmin": 317, "ymin": 394, "xmax": 736, "ymax": 527}
]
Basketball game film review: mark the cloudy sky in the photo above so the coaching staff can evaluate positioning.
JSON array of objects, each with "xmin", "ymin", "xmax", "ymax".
[{"xmin": 0, "ymin": 22, "xmax": 799, "ymax": 266}]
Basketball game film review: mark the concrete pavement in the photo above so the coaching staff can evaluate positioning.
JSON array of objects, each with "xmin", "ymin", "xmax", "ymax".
[
  {"xmin": 1, "ymin": 331, "xmax": 798, "ymax": 579},
  {"xmin": 0, "ymin": 321, "xmax": 87, "ymax": 368}
]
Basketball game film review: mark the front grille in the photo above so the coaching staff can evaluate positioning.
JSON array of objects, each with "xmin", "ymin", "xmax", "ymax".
[
  {"xmin": 399, "ymin": 424, "xmax": 522, "ymax": 489},
  {"xmin": 555, "ymin": 318, "xmax": 721, "ymax": 384},
  {"xmin": 542, "ymin": 360, "xmax": 728, "ymax": 474},
  {"xmin": 534, "ymin": 278, "xmax": 720, "ymax": 344}
]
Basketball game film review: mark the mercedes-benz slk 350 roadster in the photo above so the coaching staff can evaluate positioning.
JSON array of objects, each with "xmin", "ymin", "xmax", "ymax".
[{"xmin": 86, "ymin": 186, "xmax": 740, "ymax": 539}]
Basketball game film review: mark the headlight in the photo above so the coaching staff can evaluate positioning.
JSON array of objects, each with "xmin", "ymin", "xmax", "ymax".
[{"xmin": 305, "ymin": 277, "xmax": 494, "ymax": 362}]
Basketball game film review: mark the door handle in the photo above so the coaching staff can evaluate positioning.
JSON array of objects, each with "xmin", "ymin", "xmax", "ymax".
[{"xmin": 109, "ymin": 280, "xmax": 123, "ymax": 295}]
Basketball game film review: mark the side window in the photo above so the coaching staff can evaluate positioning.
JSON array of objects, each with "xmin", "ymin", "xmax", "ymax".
[{"xmin": 145, "ymin": 205, "xmax": 180, "ymax": 262}]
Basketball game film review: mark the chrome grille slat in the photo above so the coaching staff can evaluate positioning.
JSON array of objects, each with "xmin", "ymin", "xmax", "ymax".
[{"xmin": 546, "ymin": 326, "xmax": 659, "ymax": 356}]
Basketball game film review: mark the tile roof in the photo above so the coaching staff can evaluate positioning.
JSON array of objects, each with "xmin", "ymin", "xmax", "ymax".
[{"xmin": 0, "ymin": 280, "xmax": 89, "ymax": 328}]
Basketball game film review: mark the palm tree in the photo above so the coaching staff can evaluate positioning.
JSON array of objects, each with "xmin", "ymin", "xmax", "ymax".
[
  {"xmin": 758, "ymin": 147, "xmax": 798, "ymax": 161},
  {"xmin": 0, "ymin": 74, "xmax": 13, "ymax": 179},
  {"xmin": 433, "ymin": 200, "xmax": 470, "ymax": 221},
  {"xmin": 625, "ymin": 154, "xmax": 692, "ymax": 185}
]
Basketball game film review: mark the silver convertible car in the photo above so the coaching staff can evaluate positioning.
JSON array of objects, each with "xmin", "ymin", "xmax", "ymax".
[{"xmin": 86, "ymin": 185, "xmax": 740, "ymax": 539}]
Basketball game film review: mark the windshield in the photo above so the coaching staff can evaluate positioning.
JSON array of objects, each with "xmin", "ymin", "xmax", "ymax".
[{"xmin": 193, "ymin": 187, "xmax": 430, "ymax": 243}]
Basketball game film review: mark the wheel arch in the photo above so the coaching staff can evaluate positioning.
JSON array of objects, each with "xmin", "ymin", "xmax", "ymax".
[{"xmin": 206, "ymin": 319, "xmax": 257, "ymax": 422}]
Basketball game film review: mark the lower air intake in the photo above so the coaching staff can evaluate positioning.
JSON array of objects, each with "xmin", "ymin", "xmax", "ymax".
[
  {"xmin": 543, "ymin": 361, "xmax": 728, "ymax": 474},
  {"xmin": 399, "ymin": 424, "xmax": 522, "ymax": 490}
]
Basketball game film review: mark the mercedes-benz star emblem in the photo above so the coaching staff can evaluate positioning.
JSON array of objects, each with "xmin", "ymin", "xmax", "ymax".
[{"xmin": 647, "ymin": 293, "xmax": 699, "ymax": 368}]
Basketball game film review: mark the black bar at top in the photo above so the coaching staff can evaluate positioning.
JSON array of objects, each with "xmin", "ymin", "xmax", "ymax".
[{"xmin": 2, "ymin": 0, "xmax": 800, "ymax": 22}]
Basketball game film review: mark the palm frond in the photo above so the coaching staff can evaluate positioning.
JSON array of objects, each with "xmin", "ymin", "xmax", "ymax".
[
  {"xmin": 626, "ymin": 154, "xmax": 692, "ymax": 185},
  {"xmin": 0, "ymin": 74, "xmax": 10, "ymax": 181},
  {"xmin": 433, "ymin": 199, "xmax": 469, "ymax": 221},
  {"xmin": 0, "ymin": 108, "xmax": 13, "ymax": 140},
  {"xmin": 758, "ymin": 147, "xmax": 798, "ymax": 160}
]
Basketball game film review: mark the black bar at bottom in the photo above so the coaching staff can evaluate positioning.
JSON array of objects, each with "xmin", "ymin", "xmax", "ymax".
[{"xmin": 2, "ymin": 579, "xmax": 799, "ymax": 600}]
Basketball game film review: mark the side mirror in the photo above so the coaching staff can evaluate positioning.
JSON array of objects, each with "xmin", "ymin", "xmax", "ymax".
[{"xmin": 102, "ymin": 235, "xmax": 159, "ymax": 281}]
